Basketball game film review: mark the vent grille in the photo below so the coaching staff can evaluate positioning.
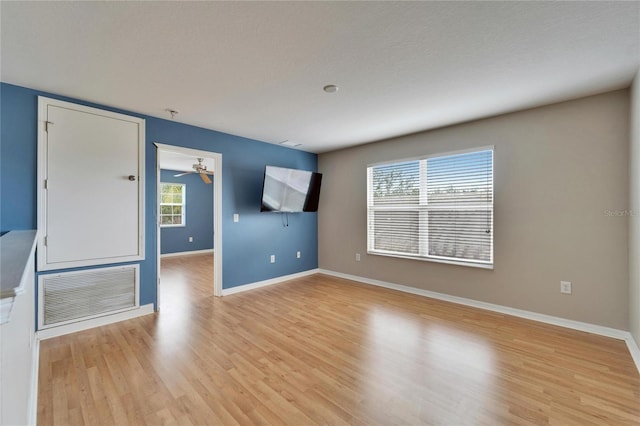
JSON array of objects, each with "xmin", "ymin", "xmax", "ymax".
[{"xmin": 40, "ymin": 265, "xmax": 138, "ymax": 328}]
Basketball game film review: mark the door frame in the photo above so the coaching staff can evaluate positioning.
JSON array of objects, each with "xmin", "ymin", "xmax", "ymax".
[{"xmin": 155, "ymin": 143, "xmax": 223, "ymax": 306}]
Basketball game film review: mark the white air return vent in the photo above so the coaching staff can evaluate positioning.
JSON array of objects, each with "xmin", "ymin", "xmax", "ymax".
[{"xmin": 39, "ymin": 265, "xmax": 139, "ymax": 329}]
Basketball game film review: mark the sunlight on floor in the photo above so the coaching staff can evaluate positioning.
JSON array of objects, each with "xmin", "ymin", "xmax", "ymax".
[{"xmin": 157, "ymin": 254, "xmax": 214, "ymax": 352}]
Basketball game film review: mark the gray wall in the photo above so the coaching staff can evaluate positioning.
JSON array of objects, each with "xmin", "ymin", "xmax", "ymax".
[
  {"xmin": 630, "ymin": 71, "xmax": 640, "ymax": 342},
  {"xmin": 318, "ymin": 90, "xmax": 630, "ymax": 330}
]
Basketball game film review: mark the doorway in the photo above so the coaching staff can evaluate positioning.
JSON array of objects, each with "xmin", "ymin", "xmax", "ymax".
[{"xmin": 155, "ymin": 143, "xmax": 222, "ymax": 311}]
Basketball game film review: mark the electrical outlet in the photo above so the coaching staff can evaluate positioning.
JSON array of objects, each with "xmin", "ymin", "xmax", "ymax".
[
  {"xmin": 560, "ymin": 281, "xmax": 572, "ymax": 294},
  {"xmin": 188, "ymin": 236, "xmax": 193, "ymax": 242},
  {"xmin": 233, "ymin": 213, "xmax": 239, "ymax": 223},
  {"xmin": 297, "ymin": 251, "xmax": 301, "ymax": 259},
  {"xmin": 356, "ymin": 253, "xmax": 361, "ymax": 261},
  {"xmin": 270, "ymin": 255, "xmax": 275, "ymax": 263}
]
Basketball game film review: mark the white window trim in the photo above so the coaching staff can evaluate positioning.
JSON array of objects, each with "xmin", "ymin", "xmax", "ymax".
[
  {"xmin": 367, "ymin": 146, "xmax": 494, "ymax": 269},
  {"xmin": 159, "ymin": 182, "xmax": 186, "ymax": 227}
]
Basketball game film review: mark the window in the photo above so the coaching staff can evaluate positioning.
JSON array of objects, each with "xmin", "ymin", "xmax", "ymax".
[
  {"xmin": 367, "ymin": 147, "xmax": 493, "ymax": 268},
  {"xmin": 160, "ymin": 183, "xmax": 185, "ymax": 227}
]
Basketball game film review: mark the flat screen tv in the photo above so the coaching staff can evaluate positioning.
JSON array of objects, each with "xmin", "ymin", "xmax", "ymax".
[{"xmin": 260, "ymin": 166, "xmax": 322, "ymax": 212}]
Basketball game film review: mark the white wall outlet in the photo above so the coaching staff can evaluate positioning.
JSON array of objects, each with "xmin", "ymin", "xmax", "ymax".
[
  {"xmin": 560, "ymin": 281, "xmax": 572, "ymax": 294},
  {"xmin": 233, "ymin": 213, "xmax": 239, "ymax": 223},
  {"xmin": 356, "ymin": 253, "xmax": 361, "ymax": 261},
  {"xmin": 296, "ymin": 251, "xmax": 301, "ymax": 259},
  {"xmin": 270, "ymin": 255, "xmax": 275, "ymax": 263},
  {"xmin": 188, "ymin": 236, "xmax": 193, "ymax": 242}
]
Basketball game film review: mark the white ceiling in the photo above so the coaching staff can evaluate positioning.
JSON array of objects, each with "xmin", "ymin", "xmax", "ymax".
[
  {"xmin": 158, "ymin": 150, "xmax": 215, "ymax": 174},
  {"xmin": 2, "ymin": 2, "xmax": 638, "ymax": 154}
]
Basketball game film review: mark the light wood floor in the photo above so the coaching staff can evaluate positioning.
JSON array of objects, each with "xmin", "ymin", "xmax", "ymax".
[{"xmin": 38, "ymin": 254, "xmax": 640, "ymax": 425}]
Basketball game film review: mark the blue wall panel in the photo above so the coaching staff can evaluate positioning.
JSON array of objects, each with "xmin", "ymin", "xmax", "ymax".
[
  {"xmin": 0, "ymin": 83, "xmax": 319, "ymax": 311},
  {"xmin": 160, "ymin": 169, "xmax": 214, "ymax": 254},
  {"xmin": 0, "ymin": 84, "xmax": 38, "ymax": 230}
]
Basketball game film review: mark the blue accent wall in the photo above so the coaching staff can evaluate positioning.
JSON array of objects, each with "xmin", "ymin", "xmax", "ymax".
[
  {"xmin": 0, "ymin": 83, "xmax": 319, "ymax": 311},
  {"xmin": 160, "ymin": 169, "xmax": 214, "ymax": 254}
]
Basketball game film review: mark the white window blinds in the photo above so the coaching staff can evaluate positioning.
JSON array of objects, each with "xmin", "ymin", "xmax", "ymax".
[{"xmin": 367, "ymin": 147, "xmax": 493, "ymax": 268}]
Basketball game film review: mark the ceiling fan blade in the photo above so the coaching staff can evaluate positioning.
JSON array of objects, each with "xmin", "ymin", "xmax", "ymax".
[
  {"xmin": 173, "ymin": 172, "xmax": 193, "ymax": 177},
  {"xmin": 200, "ymin": 173, "xmax": 212, "ymax": 184}
]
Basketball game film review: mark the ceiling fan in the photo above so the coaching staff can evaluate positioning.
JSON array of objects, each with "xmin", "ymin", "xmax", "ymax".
[{"xmin": 173, "ymin": 158, "xmax": 213, "ymax": 184}]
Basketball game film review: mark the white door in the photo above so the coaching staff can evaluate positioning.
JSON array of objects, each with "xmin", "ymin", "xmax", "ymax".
[{"xmin": 38, "ymin": 97, "xmax": 145, "ymax": 270}]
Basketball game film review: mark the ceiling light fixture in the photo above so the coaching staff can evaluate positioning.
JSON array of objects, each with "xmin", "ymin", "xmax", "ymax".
[
  {"xmin": 323, "ymin": 84, "xmax": 338, "ymax": 93},
  {"xmin": 165, "ymin": 108, "xmax": 179, "ymax": 119}
]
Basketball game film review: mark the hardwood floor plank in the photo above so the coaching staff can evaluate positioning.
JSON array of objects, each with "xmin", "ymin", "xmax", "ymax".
[{"xmin": 37, "ymin": 254, "xmax": 640, "ymax": 425}]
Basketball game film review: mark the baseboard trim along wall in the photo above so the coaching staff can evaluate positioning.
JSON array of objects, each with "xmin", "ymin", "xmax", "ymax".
[
  {"xmin": 627, "ymin": 336, "xmax": 640, "ymax": 375},
  {"xmin": 36, "ymin": 303, "xmax": 155, "ymax": 340},
  {"xmin": 161, "ymin": 249, "xmax": 214, "ymax": 258},
  {"xmin": 28, "ymin": 338, "xmax": 40, "ymax": 426},
  {"xmin": 221, "ymin": 269, "xmax": 320, "ymax": 296},
  {"xmin": 317, "ymin": 269, "xmax": 640, "ymax": 374}
]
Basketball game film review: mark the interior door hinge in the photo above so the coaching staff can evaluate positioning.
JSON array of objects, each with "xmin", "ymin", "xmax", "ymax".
[
  {"xmin": 44, "ymin": 121, "xmax": 53, "ymax": 132},
  {"xmin": 44, "ymin": 179, "xmax": 48, "ymax": 189},
  {"xmin": 44, "ymin": 236, "xmax": 48, "ymax": 246}
]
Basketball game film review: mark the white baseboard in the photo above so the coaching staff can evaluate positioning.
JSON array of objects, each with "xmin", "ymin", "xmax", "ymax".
[
  {"xmin": 221, "ymin": 269, "xmax": 320, "ymax": 296},
  {"xmin": 36, "ymin": 304, "xmax": 155, "ymax": 340},
  {"xmin": 318, "ymin": 269, "xmax": 640, "ymax": 374},
  {"xmin": 626, "ymin": 334, "xmax": 640, "ymax": 374},
  {"xmin": 161, "ymin": 249, "xmax": 214, "ymax": 258},
  {"xmin": 28, "ymin": 337, "xmax": 40, "ymax": 426}
]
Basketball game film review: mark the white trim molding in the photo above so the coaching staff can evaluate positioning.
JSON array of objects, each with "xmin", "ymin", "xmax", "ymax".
[
  {"xmin": 161, "ymin": 249, "xmax": 214, "ymax": 258},
  {"xmin": 36, "ymin": 304, "xmax": 155, "ymax": 340},
  {"xmin": 221, "ymin": 269, "xmax": 319, "ymax": 296},
  {"xmin": 155, "ymin": 143, "xmax": 223, "ymax": 297},
  {"xmin": 318, "ymin": 269, "xmax": 640, "ymax": 374},
  {"xmin": 626, "ymin": 335, "xmax": 640, "ymax": 374},
  {"xmin": 28, "ymin": 338, "xmax": 40, "ymax": 426}
]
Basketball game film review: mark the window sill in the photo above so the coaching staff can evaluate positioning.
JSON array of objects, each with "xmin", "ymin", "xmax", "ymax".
[
  {"xmin": 367, "ymin": 250, "xmax": 494, "ymax": 270},
  {"xmin": 160, "ymin": 224, "xmax": 186, "ymax": 228}
]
